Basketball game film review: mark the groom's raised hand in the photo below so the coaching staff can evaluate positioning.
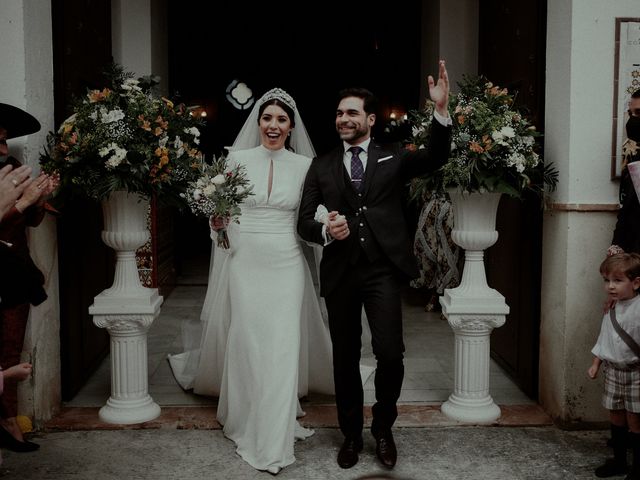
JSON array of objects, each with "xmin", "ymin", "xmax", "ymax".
[{"xmin": 428, "ymin": 60, "xmax": 450, "ymax": 118}]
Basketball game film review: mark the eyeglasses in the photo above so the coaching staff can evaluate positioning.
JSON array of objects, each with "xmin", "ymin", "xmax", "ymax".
[{"xmin": 628, "ymin": 109, "xmax": 640, "ymax": 118}]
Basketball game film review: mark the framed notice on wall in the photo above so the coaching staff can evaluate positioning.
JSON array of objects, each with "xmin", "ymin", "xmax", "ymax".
[{"xmin": 613, "ymin": 18, "xmax": 640, "ymax": 179}]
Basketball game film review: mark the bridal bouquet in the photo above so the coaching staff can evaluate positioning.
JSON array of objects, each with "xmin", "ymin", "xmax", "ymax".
[
  {"xmin": 407, "ymin": 75, "xmax": 558, "ymax": 200},
  {"xmin": 183, "ymin": 154, "xmax": 253, "ymax": 249}
]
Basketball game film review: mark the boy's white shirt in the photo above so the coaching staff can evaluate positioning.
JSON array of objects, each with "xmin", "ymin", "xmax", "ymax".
[{"xmin": 592, "ymin": 294, "xmax": 640, "ymax": 363}]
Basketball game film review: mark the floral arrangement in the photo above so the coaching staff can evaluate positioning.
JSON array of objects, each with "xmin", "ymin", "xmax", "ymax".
[
  {"xmin": 182, "ymin": 154, "xmax": 254, "ymax": 249},
  {"xmin": 39, "ymin": 64, "xmax": 203, "ymax": 206},
  {"xmin": 407, "ymin": 75, "xmax": 558, "ymax": 200}
]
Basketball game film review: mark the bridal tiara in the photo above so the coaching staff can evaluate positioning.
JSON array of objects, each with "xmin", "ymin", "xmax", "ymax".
[{"xmin": 258, "ymin": 88, "xmax": 296, "ymax": 111}]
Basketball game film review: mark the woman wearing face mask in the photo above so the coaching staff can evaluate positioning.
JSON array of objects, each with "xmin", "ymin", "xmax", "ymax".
[{"xmin": 610, "ymin": 89, "xmax": 640, "ymax": 257}]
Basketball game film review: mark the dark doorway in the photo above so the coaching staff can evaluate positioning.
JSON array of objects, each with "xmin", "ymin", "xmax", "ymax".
[
  {"xmin": 52, "ymin": 0, "xmax": 114, "ymax": 401},
  {"xmin": 167, "ymin": 1, "xmax": 423, "ymax": 273},
  {"xmin": 479, "ymin": 0, "xmax": 547, "ymax": 399}
]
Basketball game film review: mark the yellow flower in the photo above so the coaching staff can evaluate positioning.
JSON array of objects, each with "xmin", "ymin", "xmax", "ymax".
[{"xmin": 162, "ymin": 97, "xmax": 174, "ymax": 109}]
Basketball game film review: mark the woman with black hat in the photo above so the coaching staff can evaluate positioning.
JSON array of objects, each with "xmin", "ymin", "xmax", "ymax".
[{"xmin": 0, "ymin": 103, "xmax": 56, "ymax": 452}]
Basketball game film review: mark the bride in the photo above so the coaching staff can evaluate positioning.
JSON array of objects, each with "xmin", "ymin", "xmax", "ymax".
[{"xmin": 169, "ymin": 88, "xmax": 334, "ymax": 474}]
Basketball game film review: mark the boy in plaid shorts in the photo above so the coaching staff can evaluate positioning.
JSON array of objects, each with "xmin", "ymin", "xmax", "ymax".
[{"xmin": 589, "ymin": 253, "xmax": 640, "ymax": 479}]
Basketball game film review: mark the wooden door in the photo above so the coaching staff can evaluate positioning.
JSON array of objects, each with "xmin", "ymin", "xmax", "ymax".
[
  {"xmin": 479, "ymin": 0, "xmax": 547, "ymax": 398},
  {"xmin": 52, "ymin": 0, "xmax": 114, "ymax": 401}
]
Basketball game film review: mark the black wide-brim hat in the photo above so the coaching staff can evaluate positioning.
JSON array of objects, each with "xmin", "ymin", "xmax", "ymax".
[{"xmin": 0, "ymin": 103, "xmax": 41, "ymax": 139}]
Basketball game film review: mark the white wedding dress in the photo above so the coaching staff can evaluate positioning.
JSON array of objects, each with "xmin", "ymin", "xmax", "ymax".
[{"xmin": 169, "ymin": 145, "xmax": 334, "ymax": 473}]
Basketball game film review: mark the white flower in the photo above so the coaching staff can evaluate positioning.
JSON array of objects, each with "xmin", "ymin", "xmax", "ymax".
[
  {"xmin": 184, "ymin": 127, "xmax": 200, "ymax": 137},
  {"xmin": 212, "ymin": 174, "xmax": 226, "ymax": 186},
  {"xmin": 121, "ymin": 78, "xmax": 142, "ymax": 92},
  {"xmin": 101, "ymin": 108, "xmax": 125, "ymax": 124},
  {"xmin": 159, "ymin": 136, "xmax": 169, "ymax": 148},
  {"xmin": 506, "ymin": 152, "xmax": 527, "ymax": 173},
  {"xmin": 99, "ymin": 142, "xmax": 119, "ymax": 157},
  {"xmin": 499, "ymin": 126, "xmax": 515, "ymax": 138},
  {"xmin": 193, "ymin": 188, "xmax": 202, "ymax": 201},
  {"xmin": 174, "ymin": 136, "xmax": 184, "ymax": 158},
  {"xmin": 522, "ymin": 135, "xmax": 535, "ymax": 146},
  {"xmin": 185, "ymin": 127, "xmax": 200, "ymax": 145},
  {"xmin": 412, "ymin": 125, "xmax": 424, "ymax": 137},
  {"xmin": 99, "ymin": 143, "xmax": 127, "ymax": 168},
  {"xmin": 203, "ymin": 184, "xmax": 216, "ymax": 196}
]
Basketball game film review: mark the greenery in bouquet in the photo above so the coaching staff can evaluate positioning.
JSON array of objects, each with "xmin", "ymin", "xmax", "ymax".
[
  {"xmin": 406, "ymin": 75, "xmax": 558, "ymax": 201},
  {"xmin": 39, "ymin": 64, "xmax": 203, "ymax": 206},
  {"xmin": 182, "ymin": 154, "xmax": 254, "ymax": 248}
]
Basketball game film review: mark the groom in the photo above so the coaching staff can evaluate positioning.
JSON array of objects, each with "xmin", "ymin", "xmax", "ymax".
[{"xmin": 297, "ymin": 60, "xmax": 451, "ymax": 469}]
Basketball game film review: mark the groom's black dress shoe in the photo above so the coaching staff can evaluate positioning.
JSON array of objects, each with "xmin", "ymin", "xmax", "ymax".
[
  {"xmin": 337, "ymin": 437, "xmax": 363, "ymax": 469},
  {"xmin": 375, "ymin": 431, "xmax": 397, "ymax": 468}
]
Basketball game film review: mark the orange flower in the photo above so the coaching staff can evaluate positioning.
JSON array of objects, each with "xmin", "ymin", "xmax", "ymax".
[
  {"xmin": 155, "ymin": 115, "xmax": 168, "ymax": 130},
  {"xmin": 469, "ymin": 141, "xmax": 484, "ymax": 153},
  {"xmin": 457, "ymin": 115, "xmax": 466, "ymax": 124},
  {"xmin": 161, "ymin": 97, "xmax": 174, "ymax": 109},
  {"xmin": 155, "ymin": 147, "xmax": 168, "ymax": 158},
  {"xmin": 405, "ymin": 143, "xmax": 418, "ymax": 152},
  {"xmin": 159, "ymin": 155, "xmax": 169, "ymax": 168},
  {"xmin": 88, "ymin": 88, "xmax": 111, "ymax": 103},
  {"xmin": 138, "ymin": 114, "xmax": 152, "ymax": 131}
]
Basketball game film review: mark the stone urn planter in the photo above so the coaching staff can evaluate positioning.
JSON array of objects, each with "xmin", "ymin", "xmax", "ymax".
[
  {"xmin": 440, "ymin": 190, "xmax": 509, "ymax": 423},
  {"xmin": 89, "ymin": 190, "xmax": 162, "ymax": 424}
]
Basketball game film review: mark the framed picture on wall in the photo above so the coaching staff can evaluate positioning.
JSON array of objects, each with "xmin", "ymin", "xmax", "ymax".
[{"xmin": 612, "ymin": 18, "xmax": 640, "ymax": 179}]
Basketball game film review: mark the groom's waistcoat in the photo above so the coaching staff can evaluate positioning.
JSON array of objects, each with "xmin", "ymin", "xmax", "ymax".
[{"xmin": 342, "ymin": 167, "xmax": 383, "ymax": 265}]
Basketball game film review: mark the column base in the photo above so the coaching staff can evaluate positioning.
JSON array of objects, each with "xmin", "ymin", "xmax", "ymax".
[
  {"xmin": 98, "ymin": 395, "xmax": 161, "ymax": 425},
  {"xmin": 441, "ymin": 393, "xmax": 501, "ymax": 424}
]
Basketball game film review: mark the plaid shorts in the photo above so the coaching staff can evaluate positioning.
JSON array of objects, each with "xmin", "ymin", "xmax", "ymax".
[{"xmin": 602, "ymin": 361, "xmax": 640, "ymax": 413}]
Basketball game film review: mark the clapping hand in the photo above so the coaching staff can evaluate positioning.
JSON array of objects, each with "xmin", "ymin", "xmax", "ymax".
[
  {"xmin": 15, "ymin": 172, "xmax": 60, "ymax": 213},
  {"xmin": 428, "ymin": 60, "xmax": 450, "ymax": 118},
  {"xmin": 0, "ymin": 164, "xmax": 33, "ymax": 220}
]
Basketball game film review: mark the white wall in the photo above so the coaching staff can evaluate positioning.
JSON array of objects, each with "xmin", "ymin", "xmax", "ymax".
[
  {"xmin": 541, "ymin": 0, "xmax": 640, "ymax": 424},
  {"xmin": 112, "ymin": 0, "xmax": 169, "ymax": 94},
  {"xmin": 421, "ymin": 0, "xmax": 479, "ymax": 106},
  {"xmin": 0, "ymin": 0, "xmax": 59, "ymax": 424}
]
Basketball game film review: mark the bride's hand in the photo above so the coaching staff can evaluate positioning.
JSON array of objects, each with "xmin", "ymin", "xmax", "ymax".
[{"xmin": 209, "ymin": 215, "xmax": 230, "ymax": 231}]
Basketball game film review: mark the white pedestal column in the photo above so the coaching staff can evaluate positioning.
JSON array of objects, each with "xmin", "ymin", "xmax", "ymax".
[
  {"xmin": 440, "ymin": 191, "xmax": 509, "ymax": 423},
  {"xmin": 92, "ymin": 314, "xmax": 160, "ymax": 424},
  {"xmin": 89, "ymin": 191, "xmax": 162, "ymax": 424}
]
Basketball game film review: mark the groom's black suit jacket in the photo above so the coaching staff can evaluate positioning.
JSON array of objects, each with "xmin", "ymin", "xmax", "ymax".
[{"xmin": 297, "ymin": 121, "xmax": 451, "ymax": 297}]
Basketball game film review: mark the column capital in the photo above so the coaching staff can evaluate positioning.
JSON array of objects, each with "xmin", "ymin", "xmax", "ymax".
[
  {"xmin": 446, "ymin": 313, "xmax": 506, "ymax": 333},
  {"xmin": 93, "ymin": 313, "xmax": 156, "ymax": 333}
]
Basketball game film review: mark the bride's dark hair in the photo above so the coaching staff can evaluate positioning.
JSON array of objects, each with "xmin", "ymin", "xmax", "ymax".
[{"xmin": 258, "ymin": 99, "xmax": 296, "ymax": 151}]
